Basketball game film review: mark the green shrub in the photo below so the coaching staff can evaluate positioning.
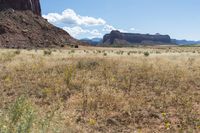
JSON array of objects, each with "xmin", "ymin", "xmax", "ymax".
[
  {"xmin": 43, "ymin": 50, "xmax": 52, "ymax": 56},
  {"xmin": 103, "ymin": 53, "xmax": 107, "ymax": 56},
  {"xmin": 116, "ymin": 51, "xmax": 124, "ymax": 55},
  {"xmin": 64, "ymin": 66, "xmax": 76, "ymax": 86},
  {"xmin": 0, "ymin": 96, "xmax": 59, "ymax": 133},
  {"xmin": 0, "ymin": 96, "xmax": 35, "ymax": 133},
  {"xmin": 14, "ymin": 50, "xmax": 21, "ymax": 55},
  {"xmin": 144, "ymin": 51, "xmax": 150, "ymax": 57},
  {"xmin": 70, "ymin": 50, "xmax": 75, "ymax": 53}
]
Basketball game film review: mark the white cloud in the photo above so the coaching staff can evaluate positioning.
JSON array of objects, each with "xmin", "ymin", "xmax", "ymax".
[
  {"xmin": 43, "ymin": 9, "xmax": 131, "ymax": 38},
  {"xmin": 63, "ymin": 26, "xmax": 102, "ymax": 38},
  {"xmin": 103, "ymin": 24, "xmax": 116, "ymax": 32},
  {"xmin": 130, "ymin": 28, "xmax": 135, "ymax": 31},
  {"xmin": 42, "ymin": 13, "xmax": 62, "ymax": 23},
  {"xmin": 63, "ymin": 26, "xmax": 88, "ymax": 37},
  {"xmin": 103, "ymin": 24, "xmax": 127, "ymax": 33},
  {"xmin": 43, "ymin": 9, "xmax": 106, "ymax": 26}
]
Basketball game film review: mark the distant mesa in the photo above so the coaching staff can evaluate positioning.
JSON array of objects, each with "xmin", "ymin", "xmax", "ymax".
[
  {"xmin": 103, "ymin": 30, "xmax": 172, "ymax": 46},
  {"xmin": 0, "ymin": 0, "xmax": 82, "ymax": 48}
]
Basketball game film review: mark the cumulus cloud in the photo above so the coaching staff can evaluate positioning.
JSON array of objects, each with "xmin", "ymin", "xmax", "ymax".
[
  {"xmin": 43, "ymin": 9, "xmax": 129, "ymax": 38},
  {"xmin": 103, "ymin": 24, "xmax": 127, "ymax": 33},
  {"xmin": 63, "ymin": 26, "xmax": 102, "ymax": 38},
  {"xmin": 43, "ymin": 9, "xmax": 106, "ymax": 26},
  {"xmin": 103, "ymin": 24, "xmax": 116, "ymax": 32},
  {"xmin": 63, "ymin": 26, "xmax": 87, "ymax": 37}
]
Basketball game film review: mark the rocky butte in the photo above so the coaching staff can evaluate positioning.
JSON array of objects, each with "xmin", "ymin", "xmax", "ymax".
[
  {"xmin": 103, "ymin": 30, "xmax": 172, "ymax": 46},
  {"xmin": 0, "ymin": 0, "xmax": 41, "ymax": 16},
  {"xmin": 0, "ymin": 0, "xmax": 81, "ymax": 48}
]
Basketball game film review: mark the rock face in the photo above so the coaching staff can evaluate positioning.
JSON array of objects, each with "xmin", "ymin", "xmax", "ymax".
[
  {"xmin": 0, "ymin": 0, "xmax": 41, "ymax": 16},
  {"xmin": 103, "ymin": 30, "xmax": 172, "ymax": 45},
  {"xmin": 0, "ymin": 10, "xmax": 82, "ymax": 49}
]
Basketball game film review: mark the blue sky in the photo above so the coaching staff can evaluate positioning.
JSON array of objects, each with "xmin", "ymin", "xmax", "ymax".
[{"xmin": 41, "ymin": 0, "xmax": 200, "ymax": 40}]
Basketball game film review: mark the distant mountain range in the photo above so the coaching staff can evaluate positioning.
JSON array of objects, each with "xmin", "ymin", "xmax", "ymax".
[
  {"xmin": 171, "ymin": 39, "xmax": 200, "ymax": 45},
  {"xmin": 80, "ymin": 38, "xmax": 102, "ymax": 45},
  {"xmin": 80, "ymin": 31, "xmax": 200, "ymax": 46}
]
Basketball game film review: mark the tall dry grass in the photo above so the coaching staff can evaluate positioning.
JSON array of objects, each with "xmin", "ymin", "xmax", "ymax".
[{"xmin": 0, "ymin": 47, "xmax": 200, "ymax": 132}]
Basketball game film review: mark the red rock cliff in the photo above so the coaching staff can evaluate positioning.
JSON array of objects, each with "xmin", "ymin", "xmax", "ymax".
[{"xmin": 0, "ymin": 0, "xmax": 41, "ymax": 16}]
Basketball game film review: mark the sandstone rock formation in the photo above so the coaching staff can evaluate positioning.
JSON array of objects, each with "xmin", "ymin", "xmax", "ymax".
[
  {"xmin": 0, "ymin": 0, "xmax": 83, "ymax": 48},
  {"xmin": 0, "ymin": 0, "xmax": 41, "ymax": 16},
  {"xmin": 103, "ymin": 30, "xmax": 172, "ymax": 45}
]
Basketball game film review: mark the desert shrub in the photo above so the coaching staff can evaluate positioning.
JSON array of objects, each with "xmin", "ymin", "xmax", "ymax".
[
  {"xmin": 0, "ymin": 52, "xmax": 16, "ymax": 62},
  {"xmin": 103, "ymin": 53, "xmax": 107, "ymax": 56},
  {"xmin": 64, "ymin": 65, "xmax": 76, "ymax": 86},
  {"xmin": 76, "ymin": 60, "xmax": 100, "ymax": 70},
  {"xmin": 144, "ymin": 51, "xmax": 150, "ymax": 57},
  {"xmin": 43, "ymin": 50, "xmax": 52, "ymax": 56},
  {"xmin": 0, "ymin": 96, "xmax": 34, "ymax": 133},
  {"xmin": 0, "ymin": 96, "xmax": 60, "ymax": 133},
  {"xmin": 116, "ymin": 51, "xmax": 124, "ymax": 55},
  {"xmin": 75, "ymin": 45, "xmax": 79, "ymax": 48},
  {"xmin": 83, "ymin": 50, "xmax": 89, "ymax": 54},
  {"xmin": 68, "ymin": 50, "xmax": 76, "ymax": 54},
  {"xmin": 14, "ymin": 50, "xmax": 21, "ymax": 55},
  {"xmin": 71, "ymin": 50, "xmax": 75, "ymax": 53},
  {"xmin": 40, "ymin": 87, "xmax": 54, "ymax": 98}
]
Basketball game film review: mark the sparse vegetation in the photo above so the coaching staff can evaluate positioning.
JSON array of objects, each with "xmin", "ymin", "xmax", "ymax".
[
  {"xmin": 144, "ymin": 51, "xmax": 150, "ymax": 56},
  {"xmin": 0, "ymin": 51, "xmax": 18, "ymax": 62},
  {"xmin": 14, "ymin": 50, "xmax": 21, "ymax": 55},
  {"xmin": 43, "ymin": 50, "xmax": 52, "ymax": 56},
  {"xmin": 0, "ymin": 47, "xmax": 200, "ymax": 132}
]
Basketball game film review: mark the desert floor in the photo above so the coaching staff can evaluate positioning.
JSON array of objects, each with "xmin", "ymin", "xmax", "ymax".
[{"xmin": 0, "ymin": 46, "xmax": 200, "ymax": 133}]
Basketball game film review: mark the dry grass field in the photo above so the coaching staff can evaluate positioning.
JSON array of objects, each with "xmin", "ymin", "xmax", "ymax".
[{"xmin": 0, "ymin": 46, "xmax": 200, "ymax": 133}]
